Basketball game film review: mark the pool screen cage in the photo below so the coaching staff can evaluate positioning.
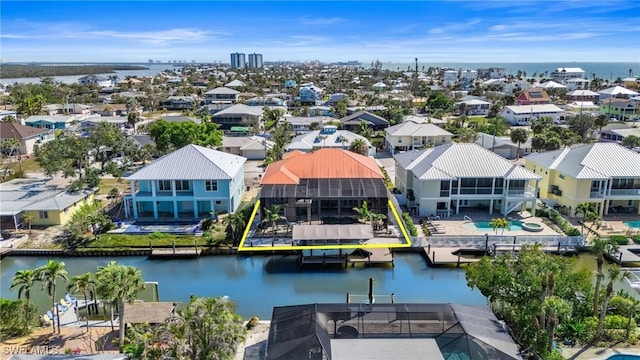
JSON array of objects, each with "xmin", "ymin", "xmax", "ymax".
[{"xmin": 266, "ymin": 303, "xmax": 521, "ymax": 360}]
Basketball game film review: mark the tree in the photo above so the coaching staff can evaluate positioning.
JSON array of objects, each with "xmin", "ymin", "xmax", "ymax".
[
  {"xmin": 16, "ymin": 94, "xmax": 45, "ymax": 116},
  {"xmin": 510, "ymin": 128, "xmax": 529, "ymax": 159},
  {"xmin": 95, "ymin": 261, "xmax": 146, "ymax": 348},
  {"xmin": 22, "ymin": 212, "xmax": 33, "ymax": 235},
  {"xmin": 543, "ymin": 296, "xmax": 571, "ymax": 352},
  {"xmin": 566, "ymin": 114, "xmax": 595, "ymax": 140},
  {"xmin": 261, "ymin": 205, "xmax": 281, "ymax": 236},
  {"xmin": 456, "ymin": 127, "xmax": 477, "ymax": 143},
  {"xmin": 349, "ymin": 138, "xmax": 368, "ymax": 155},
  {"xmin": 489, "ymin": 217, "xmax": 509, "ymax": 235},
  {"xmin": 263, "ymin": 107, "xmax": 285, "ymax": 132},
  {"xmin": 591, "ymin": 237, "xmax": 618, "ymax": 317},
  {"xmin": 594, "ymin": 114, "xmax": 608, "ymax": 136},
  {"xmin": 127, "ymin": 112, "xmax": 139, "ymax": 134},
  {"xmin": 10, "ymin": 269, "xmax": 38, "ymax": 332},
  {"xmin": 36, "ymin": 260, "xmax": 68, "ymax": 333},
  {"xmin": 67, "ymin": 272, "xmax": 97, "ymax": 330},
  {"xmin": 149, "ymin": 119, "xmax": 223, "ymax": 154},
  {"xmin": 331, "ymin": 98, "xmax": 348, "ymax": 118},
  {"xmin": 622, "ymin": 135, "xmax": 640, "ymax": 148},
  {"xmin": 223, "ymin": 213, "xmax": 246, "ymax": 245},
  {"xmin": 595, "ymin": 266, "xmax": 627, "ymax": 340},
  {"xmin": 35, "ymin": 135, "xmax": 92, "ymax": 180}
]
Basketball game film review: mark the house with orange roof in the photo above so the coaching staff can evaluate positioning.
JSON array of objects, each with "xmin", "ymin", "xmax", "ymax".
[{"xmin": 516, "ymin": 88, "xmax": 551, "ymax": 106}]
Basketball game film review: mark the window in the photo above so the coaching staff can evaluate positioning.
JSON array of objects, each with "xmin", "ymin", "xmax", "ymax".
[
  {"xmin": 175, "ymin": 180, "xmax": 190, "ymax": 191},
  {"xmin": 39, "ymin": 211, "xmax": 48, "ymax": 219},
  {"xmin": 215, "ymin": 200, "xmax": 222, "ymax": 205},
  {"xmin": 158, "ymin": 180, "xmax": 172, "ymax": 191},
  {"xmin": 206, "ymin": 180, "xmax": 218, "ymax": 192}
]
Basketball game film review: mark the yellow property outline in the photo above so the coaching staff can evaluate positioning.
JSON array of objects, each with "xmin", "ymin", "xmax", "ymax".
[{"xmin": 238, "ymin": 199, "xmax": 412, "ymax": 251}]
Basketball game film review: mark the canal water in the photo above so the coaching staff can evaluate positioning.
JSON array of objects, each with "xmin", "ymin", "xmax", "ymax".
[{"xmin": 0, "ymin": 253, "xmax": 486, "ymax": 319}]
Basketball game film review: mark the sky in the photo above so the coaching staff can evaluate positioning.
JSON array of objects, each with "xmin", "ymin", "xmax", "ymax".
[{"xmin": 1, "ymin": 1, "xmax": 640, "ymax": 64}]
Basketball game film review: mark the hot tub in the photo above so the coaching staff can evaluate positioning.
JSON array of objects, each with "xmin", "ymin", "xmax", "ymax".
[{"xmin": 522, "ymin": 223, "xmax": 543, "ymax": 232}]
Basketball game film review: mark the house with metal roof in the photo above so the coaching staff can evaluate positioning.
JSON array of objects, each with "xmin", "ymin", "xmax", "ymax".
[
  {"xmin": 0, "ymin": 178, "xmax": 96, "ymax": 229},
  {"xmin": 599, "ymin": 98, "xmax": 638, "ymax": 121},
  {"xmin": 394, "ymin": 143, "xmax": 540, "ymax": 217},
  {"xmin": 211, "ymin": 104, "xmax": 263, "ymax": 132},
  {"xmin": 285, "ymin": 125, "xmax": 376, "ymax": 156},
  {"xmin": 339, "ymin": 110, "xmax": 389, "ymax": 131},
  {"xmin": 525, "ymin": 143, "xmax": 640, "ymax": 216},
  {"xmin": 499, "ymin": 104, "xmax": 564, "ymax": 126},
  {"xmin": 475, "ymin": 132, "xmax": 533, "ymax": 160},
  {"xmin": 0, "ymin": 122, "xmax": 54, "ymax": 155},
  {"xmin": 265, "ymin": 303, "xmax": 521, "ymax": 360},
  {"xmin": 454, "ymin": 98, "xmax": 492, "ymax": 116},
  {"xmin": 384, "ymin": 121, "xmax": 453, "ymax": 154},
  {"xmin": 204, "ymin": 86, "xmax": 240, "ymax": 104},
  {"xmin": 283, "ymin": 116, "xmax": 336, "ymax": 134},
  {"xmin": 598, "ymin": 86, "xmax": 639, "ymax": 101},
  {"xmin": 219, "ymin": 135, "xmax": 274, "ymax": 160},
  {"xmin": 124, "ymin": 144, "xmax": 246, "ymax": 220},
  {"xmin": 24, "ymin": 115, "xmax": 77, "ymax": 131}
]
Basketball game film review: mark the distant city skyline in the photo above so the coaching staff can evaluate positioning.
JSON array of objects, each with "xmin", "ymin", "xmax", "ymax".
[{"xmin": 1, "ymin": 1, "xmax": 639, "ymax": 63}]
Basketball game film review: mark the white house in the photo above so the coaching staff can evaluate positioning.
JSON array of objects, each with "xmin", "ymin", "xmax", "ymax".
[
  {"xmin": 551, "ymin": 67, "xmax": 586, "ymax": 84},
  {"xmin": 385, "ymin": 121, "xmax": 453, "ymax": 154},
  {"xmin": 372, "ymin": 82, "xmax": 388, "ymax": 91},
  {"xmin": 500, "ymin": 104, "xmax": 564, "ymax": 126},
  {"xmin": 443, "ymin": 70, "xmax": 458, "ymax": 86},
  {"xmin": 203, "ymin": 87, "xmax": 240, "ymax": 104},
  {"xmin": 565, "ymin": 78, "xmax": 590, "ymax": 91},
  {"xmin": 598, "ymin": 86, "xmax": 639, "ymax": 101},
  {"xmin": 78, "ymin": 75, "xmax": 113, "ymax": 88},
  {"xmin": 285, "ymin": 125, "xmax": 376, "ymax": 156},
  {"xmin": 394, "ymin": 143, "xmax": 540, "ymax": 217},
  {"xmin": 455, "ymin": 99, "xmax": 492, "ymax": 116},
  {"xmin": 219, "ymin": 135, "xmax": 274, "ymax": 160}
]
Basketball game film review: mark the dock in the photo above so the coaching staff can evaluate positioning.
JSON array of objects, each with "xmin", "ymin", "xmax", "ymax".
[
  {"xmin": 149, "ymin": 248, "xmax": 201, "ymax": 259},
  {"xmin": 424, "ymin": 247, "xmax": 483, "ymax": 267},
  {"xmin": 0, "ymin": 247, "xmax": 12, "ymax": 259},
  {"xmin": 607, "ymin": 246, "xmax": 640, "ymax": 266},
  {"xmin": 298, "ymin": 248, "xmax": 394, "ymax": 267},
  {"xmin": 349, "ymin": 248, "xmax": 394, "ymax": 266}
]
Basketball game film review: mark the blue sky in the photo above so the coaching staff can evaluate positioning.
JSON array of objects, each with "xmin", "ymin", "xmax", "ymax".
[{"xmin": 1, "ymin": 1, "xmax": 639, "ymax": 63}]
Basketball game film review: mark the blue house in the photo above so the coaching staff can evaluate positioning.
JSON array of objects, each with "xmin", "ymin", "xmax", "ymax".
[
  {"xmin": 284, "ymin": 79, "xmax": 297, "ymax": 89},
  {"xmin": 124, "ymin": 144, "xmax": 246, "ymax": 220},
  {"xmin": 24, "ymin": 115, "xmax": 77, "ymax": 131},
  {"xmin": 296, "ymin": 83, "xmax": 324, "ymax": 105}
]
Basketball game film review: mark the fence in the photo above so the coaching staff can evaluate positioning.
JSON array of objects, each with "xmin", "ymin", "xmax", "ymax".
[{"xmin": 410, "ymin": 234, "xmax": 585, "ymax": 249}]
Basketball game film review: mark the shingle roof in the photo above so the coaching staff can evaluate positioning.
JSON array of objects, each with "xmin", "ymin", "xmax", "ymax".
[
  {"xmin": 525, "ymin": 143, "xmax": 640, "ymax": 179},
  {"xmin": 261, "ymin": 148, "xmax": 383, "ymax": 185},
  {"xmin": 0, "ymin": 122, "xmax": 49, "ymax": 139},
  {"xmin": 127, "ymin": 144, "xmax": 246, "ymax": 180},
  {"xmin": 394, "ymin": 143, "xmax": 540, "ymax": 180},
  {"xmin": 385, "ymin": 122, "xmax": 453, "ymax": 137},
  {"xmin": 122, "ymin": 302, "xmax": 175, "ymax": 324}
]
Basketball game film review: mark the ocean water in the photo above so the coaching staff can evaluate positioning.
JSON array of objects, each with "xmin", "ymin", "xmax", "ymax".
[{"xmin": 381, "ymin": 62, "xmax": 639, "ymax": 80}]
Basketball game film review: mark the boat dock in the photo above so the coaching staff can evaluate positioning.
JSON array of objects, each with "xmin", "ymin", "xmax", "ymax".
[
  {"xmin": 423, "ymin": 247, "xmax": 483, "ymax": 267},
  {"xmin": 299, "ymin": 248, "xmax": 394, "ymax": 267},
  {"xmin": 607, "ymin": 246, "xmax": 640, "ymax": 266},
  {"xmin": 349, "ymin": 248, "xmax": 394, "ymax": 266},
  {"xmin": 149, "ymin": 248, "xmax": 201, "ymax": 259}
]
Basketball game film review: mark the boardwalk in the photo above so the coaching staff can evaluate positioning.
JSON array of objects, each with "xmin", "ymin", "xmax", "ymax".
[
  {"xmin": 607, "ymin": 246, "xmax": 640, "ymax": 266},
  {"xmin": 150, "ymin": 248, "xmax": 201, "ymax": 259}
]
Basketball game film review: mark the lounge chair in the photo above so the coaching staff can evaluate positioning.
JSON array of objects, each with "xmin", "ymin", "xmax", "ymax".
[
  {"xmin": 65, "ymin": 293, "xmax": 77, "ymax": 305},
  {"xmin": 46, "ymin": 310, "xmax": 58, "ymax": 320}
]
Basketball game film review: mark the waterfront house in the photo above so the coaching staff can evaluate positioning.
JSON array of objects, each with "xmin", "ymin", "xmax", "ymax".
[
  {"xmin": 260, "ymin": 148, "xmax": 388, "ymax": 229},
  {"xmin": 265, "ymin": 303, "xmax": 521, "ymax": 360},
  {"xmin": 475, "ymin": 132, "xmax": 533, "ymax": 160},
  {"xmin": 499, "ymin": 104, "xmax": 564, "ymax": 126},
  {"xmin": 599, "ymin": 98, "xmax": 638, "ymax": 121},
  {"xmin": 211, "ymin": 104, "xmax": 263, "ymax": 131},
  {"xmin": 125, "ymin": 144, "xmax": 246, "ymax": 220},
  {"xmin": 23, "ymin": 115, "xmax": 77, "ymax": 131},
  {"xmin": 0, "ymin": 122, "xmax": 54, "ymax": 155},
  {"xmin": 78, "ymin": 74, "xmax": 113, "ymax": 87},
  {"xmin": 551, "ymin": 67, "xmax": 586, "ymax": 84},
  {"xmin": 394, "ymin": 143, "xmax": 540, "ymax": 217},
  {"xmin": 285, "ymin": 125, "xmax": 376, "ymax": 156},
  {"xmin": 516, "ymin": 88, "xmax": 551, "ymax": 105},
  {"xmin": 525, "ymin": 143, "xmax": 640, "ymax": 216},
  {"xmin": 384, "ymin": 121, "xmax": 453, "ymax": 154},
  {"xmin": 204, "ymin": 87, "xmax": 240, "ymax": 104},
  {"xmin": 339, "ymin": 110, "xmax": 389, "ymax": 131},
  {"xmin": 0, "ymin": 178, "xmax": 96, "ymax": 229},
  {"xmin": 219, "ymin": 135, "xmax": 274, "ymax": 160}
]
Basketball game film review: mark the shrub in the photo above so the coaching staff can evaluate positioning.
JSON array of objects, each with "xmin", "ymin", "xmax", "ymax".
[
  {"xmin": 609, "ymin": 235, "xmax": 630, "ymax": 245},
  {"xmin": 149, "ymin": 232, "xmax": 169, "ymax": 239},
  {"xmin": 548, "ymin": 209, "xmax": 581, "ymax": 236},
  {"xmin": 201, "ymin": 218, "xmax": 214, "ymax": 231},
  {"xmin": 401, "ymin": 212, "xmax": 417, "ymax": 236},
  {"xmin": 0, "ymin": 299, "xmax": 39, "ymax": 340},
  {"xmin": 246, "ymin": 316, "xmax": 259, "ymax": 330},
  {"xmin": 632, "ymin": 235, "xmax": 640, "ymax": 244}
]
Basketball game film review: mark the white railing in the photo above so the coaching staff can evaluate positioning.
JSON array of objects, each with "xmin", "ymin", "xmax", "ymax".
[
  {"xmin": 610, "ymin": 189, "xmax": 640, "ymax": 196},
  {"xmin": 410, "ymin": 235, "xmax": 585, "ymax": 249}
]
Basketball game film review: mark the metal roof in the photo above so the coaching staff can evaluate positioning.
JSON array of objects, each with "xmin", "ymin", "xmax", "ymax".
[
  {"xmin": 331, "ymin": 339, "xmax": 444, "ymax": 360},
  {"xmin": 286, "ymin": 130, "xmax": 372, "ymax": 152},
  {"xmin": 525, "ymin": 143, "xmax": 640, "ymax": 179},
  {"xmin": 22, "ymin": 190, "xmax": 94, "ymax": 211},
  {"xmin": 292, "ymin": 224, "xmax": 373, "ymax": 241},
  {"xmin": 385, "ymin": 121, "xmax": 453, "ymax": 137},
  {"xmin": 261, "ymin": 178, "xmax": 387, "ymax": 198},
  {"xmin": 503, "ymin": 104, "xmax": 563, "ymax": 114},
  {"xmin": 204, "ymin": 86, "xmax": 240, "ymax": 95},
  {"xmin": 598, "ymin": 86, "xmax": 639, "ymax": 96},
  {"xmin": 127, "ymin": 144, "xmax": 246, "ymax": 180},
  {"xmin": 394, "ymin": 143, "xmax": 540, "ymax": 180},
  {"xmin": 212, "ymin": 104, "xmax": 263, "ymax": 117}
]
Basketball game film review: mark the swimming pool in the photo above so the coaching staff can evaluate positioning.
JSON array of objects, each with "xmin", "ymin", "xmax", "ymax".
[
  {"xmin": 606, "ymin": 355, "xmax": 640, "ymax": 360},
  {"xmin": 624, "ymin": 220, "xmax": 640, "ymax": 229},
  {"xmin": 463, "ymin": 220, "xmax": 523, "ymax": 232}
]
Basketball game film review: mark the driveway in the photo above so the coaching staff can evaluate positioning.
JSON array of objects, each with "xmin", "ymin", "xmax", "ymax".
[
  {"xmin": 374, "ymin": 150, "xmax": 396, "ymax": 187},
  {"xmin": 244, "ymin": 160, "xmax": 265, "ymax": 188}
]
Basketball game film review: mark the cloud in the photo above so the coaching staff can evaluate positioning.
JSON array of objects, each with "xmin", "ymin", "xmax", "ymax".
[
  {"xmin": 297, "ymin": 17, "xmax": 346, "ymax": 25},
  {"xmin": 428, "ymin": 19, "xmax": 483, "ymax": 35}
]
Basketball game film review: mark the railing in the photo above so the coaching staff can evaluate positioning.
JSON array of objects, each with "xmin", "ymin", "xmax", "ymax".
[
  {"xmin": 410, "ymin": 235, "xmax": 585, "ymax": 249},
  {"xmin": 610, "ymin": 189, "xmax": 640, "ymax": 196},
  {"xmin": 590, "ymin": 191, "xmax": 605, "ymax": 198}
]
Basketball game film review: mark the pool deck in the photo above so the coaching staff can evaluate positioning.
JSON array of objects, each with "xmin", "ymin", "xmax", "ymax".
[
  {"xmin": 561, "ymin": 345, "xmax": 640, "ymax": 359},
  {"xmin": 415, "ymin": 211, "xmax": 560, "ymax": 237}
]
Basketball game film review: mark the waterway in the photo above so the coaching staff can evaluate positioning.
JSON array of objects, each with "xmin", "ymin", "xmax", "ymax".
[{"xmin": 0, "ymin": 253, "xmax": 485, "ymax": 319}]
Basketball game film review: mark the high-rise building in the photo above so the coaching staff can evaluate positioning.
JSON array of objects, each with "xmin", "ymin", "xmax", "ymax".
[
  {"xmin": 248, "ymin": 53, "xmax": 263, "ymax": 69},
  {"xmin": 230, "ymin": 52, "xmax": 246, "ymax": 68}
]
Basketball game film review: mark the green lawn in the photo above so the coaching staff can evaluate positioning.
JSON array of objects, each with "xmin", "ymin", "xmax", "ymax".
[
  {"xmin": 10, "ymin": 157, "xmax": 42, "ymax": 173},
  {"xmin": 98, "ymin": 178, "xmax": 130, "ymax": 196},
  {"xmin": 84, "ymin": 232, "xmax": 225, "ymax": 248}
]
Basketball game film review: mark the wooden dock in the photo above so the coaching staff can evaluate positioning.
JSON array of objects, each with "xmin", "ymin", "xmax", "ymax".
[
  {"xmin": 424, "ymin": 247, "xmax": 483, "ymax": 267},
  {"xmin": 607, "ymin": 246, "xmax": 640, "ymax": 266},
  {"xmin": 349, "ymin": 248, "xmax": 394, "ymax": 266},
  {"xmin": 149, "ymin": 248, "xmax": 201, "ymax": 259}
]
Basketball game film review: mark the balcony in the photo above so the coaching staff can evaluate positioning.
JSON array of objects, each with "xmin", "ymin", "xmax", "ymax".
[
  {"xmin": 610, "ymin": 188, "xmax": 640, "ymax": 196},
  {"xmin": 590, "ymin": 191, "xmax": 605, "ymax": 198},
  {"xmin": 508, "ymin": 186, "xmax": 536, "ymax": 197}
]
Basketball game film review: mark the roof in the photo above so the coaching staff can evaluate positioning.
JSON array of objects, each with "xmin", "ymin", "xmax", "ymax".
[
  {"xmin": 540, "ymin": 81, "xmax": 566, "ymax": 89},
  {"xmin": 456, "ymin": 99, "xmax": 492, "ymax": 106},
  {"xmin": 394, "ymin": 143, "xmax": 540, "ymax": 180},
  {"xmin": 553, "ymin": 67, "xmax": 585, "ymax": 73},
  {"xmin": 204, "ymin": 86, "xmax": 240, "ymax": 95},
  {"xmin": 225, "ymin": 79, "xmax": 246, "ymax": 87},
  {"xmin": 22, "ymin": 190, "xmax": 94, "ymax": 211},
  {"xmin": 221, "ymin": 135, "xmax": 274, "ymax": 150},
  {"xmin": 122, "ymin": 302, "xmax": 175, "ymax": 324},
  {"xmin": 339, "ymin": 111, "xmax": 389, "ymax": 126},
  {"xmin": 127, "ymin": 144, "xmax": 246, "ymax": 180},
  {"xmin": 567, "ymin": 90, "xmax": 599, "ymax": 96},
  {"xmin": 292, "ymin": 224, "xmax": 373, "ymax": 241},
  {"xmin": 0, "ymin": 178, "xmax": 94, "ymax": 215},
  {"xmin": 502, "ymin": 104, "xmax": 563, "ymax": 114},
  {"xmin": 159, "ymin": 115, "xmax": 201, "ymax": 124},
  {"xmin": 285, "ymin": 130, "xmax": 372, "ymax": 152},
  {"xmin": 476, "ymin": 132, "xmax": 532, "ymax": 149},
  {"xmin": 385, "ymin": 121, "xmax": 453, "ymax": 137},
  {"xmin": 261, "ymin": 148, "xmax": 383, "ymax": 185},
  {"xmin": 284, "ymin": 116, "xmax": 336, "ymax": 126},
  {"xmin": 0, "ymin": 122, "xmax": 49, "ymax": 139},
  {"xmin": 24, "ymin": 115, "xmax": 75, "ymax": 124},
  {"xmin": 518, "ymin": 88, "xmax": 551, "ymax": 102},
  {"xmin": 331, "ymin": 339, "xmax": 444, "ymax": 360},
  {"xmin": 598, "ymin": 86, "xmax": 639, "ymax": 96},
  {"xmin": 526, "ymin": 143, "xmax": 640, "ymax": 179},
  {"xmin": 212, "ymin": 104, "xmax": 263, "ymax": 117}
]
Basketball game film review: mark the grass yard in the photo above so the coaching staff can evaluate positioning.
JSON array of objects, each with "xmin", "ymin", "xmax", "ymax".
[
  {"xmin": 98, "ymin": 177, "xmax": 131, "ymax": 196},
  {"xmin": 10, "ymin": 157, "xmax": 42, "ymax": 173},
  {"xmin": 85, "ymin": 232, "xmax": 225, "ymax": 248}
]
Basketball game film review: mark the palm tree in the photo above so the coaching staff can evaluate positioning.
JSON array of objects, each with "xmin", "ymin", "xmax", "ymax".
[
  {"xmin": 67, "ymin": 272, "xmax": 96, "ymax": 330},
  {"xmin": 22, "ymin": 212, "xmax": 33, "ymax": 235},
  {"xmin": 261, "ymin": 205, "xmax": 281, "ymax": 236},
  {"xmin": 349, "ymin": 139, "xmax": 368, "ymax": 155},
  {"xmin": 596, "ymin": 266, "xmax": 627, "ymax": 340},
  {"xmin": 543, "ymin": 296, "xmax": 571, "ymax": 352},
  {"xmin": 510, "ymin": 128, "xmax": 528, "ymax": 159},
  {"xmin": 223, "ymin": 213, "xmax": 246, "ymax": 245},
  {"xmin": 10, "ymin": 269, "xmax": 38, "ymax": 331},
  {"xmin": 592, "ymin": 237, "xmax": 617, "ymax": 317},
  {"xmin": 489, "ymin": 218, "xmax": 509, "ymax": 235},
  {"xmin": 95, "ymin": 261, "xmax": 146, "ymax": 348},
  {"xmin": 353, "ymin": 200, "xmax": 372, "ymax": 224},
  {"xmin": 263, "ymin": 108, "xmax": 285, "ymax": 132},
  {"xmin": 36, "ymin": 260, "xmax": 68, "ymax": 333}
]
